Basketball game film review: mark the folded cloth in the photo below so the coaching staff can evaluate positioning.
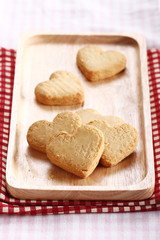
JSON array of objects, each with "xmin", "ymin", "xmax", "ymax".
[{"xmin": 0, "ymin": 48, "xmax": 160, "ymax": 215}]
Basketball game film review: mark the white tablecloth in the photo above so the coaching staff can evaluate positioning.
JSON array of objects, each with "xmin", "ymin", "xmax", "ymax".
[{"xmin": 0, "ymin": 0, "xmax": 160, "ymax": 239}]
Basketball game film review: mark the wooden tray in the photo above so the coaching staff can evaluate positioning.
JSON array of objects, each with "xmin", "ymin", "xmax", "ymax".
[{"xmin": 6, "ymin": 32, "xmax": 155, "ymax": 200}]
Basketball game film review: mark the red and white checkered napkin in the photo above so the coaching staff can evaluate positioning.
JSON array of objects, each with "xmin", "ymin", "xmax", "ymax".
[{"xmin": 0, "ymin": 48, "xmax": 160, "ymax": 215}]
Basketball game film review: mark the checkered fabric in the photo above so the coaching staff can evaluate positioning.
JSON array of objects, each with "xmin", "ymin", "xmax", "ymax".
[{"xmin": 0, "ymin": 48, "xmax": 160, "ymax": 215}]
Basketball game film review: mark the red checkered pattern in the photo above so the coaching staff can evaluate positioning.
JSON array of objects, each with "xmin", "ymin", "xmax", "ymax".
[{"xmin": 0, "ymin": 48, "xmax": 160, "ymax": 215}]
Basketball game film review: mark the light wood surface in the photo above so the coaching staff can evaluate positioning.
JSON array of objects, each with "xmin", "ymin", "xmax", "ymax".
[{"xmin": 6, "ymin": 32, "xmax": 155, "ymax": 200}]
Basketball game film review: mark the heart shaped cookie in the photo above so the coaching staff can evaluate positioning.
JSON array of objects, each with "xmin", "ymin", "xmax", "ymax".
[
  {"xmin": 27, "ymin": 112, "xmax": 81, "ymax": 153},
  {"xmin": 35, "ymin": 71, "xmax": 84, "ymax": 105},
  {"xmin": 46, "ymin": 125, "xmax": 104, "ymax": 178},
  {"xmin": 77, "ymin": 108, "xmax": 124, "ymax": 126},
  {"xmin": 77, "ymin": 45, "xmax": 127, "ymax": 81},
  {"xmin": 88, "ymin": 120, "xmax": 139, "ymax": 167}
]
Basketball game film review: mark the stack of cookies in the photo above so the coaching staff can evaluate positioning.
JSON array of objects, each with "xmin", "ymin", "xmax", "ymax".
[{"xmin": 27, "ymin": 110, "xmax": 138, "ymax": 178}]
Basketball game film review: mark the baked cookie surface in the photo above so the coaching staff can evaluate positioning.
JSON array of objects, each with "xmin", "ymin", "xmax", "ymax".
[
  {"xmin": 77, "ymin": 45, "xmax": 127, "ymax": 81},
  {"xmin": 88, "ymin": 120, "xmax": 139, "ymax": 167},
  {"xmin": 27, "ymin": 120, "xmax": 53, "ymax": 153},
  {"xmin": 27, "ymin": 112, "xmax": 81, "ymax": 153},
  {"xmin": 46, "ymin": 124, "xmax": 104, "ymax": 178},
  {"xmin": 35, "ymin": 71, "xmax": 84, "ymax": 106}
]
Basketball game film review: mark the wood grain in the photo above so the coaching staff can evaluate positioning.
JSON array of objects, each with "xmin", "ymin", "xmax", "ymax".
[{"xmin": 6, "ymin": 32, "xmax": 155, "ymax": 200}]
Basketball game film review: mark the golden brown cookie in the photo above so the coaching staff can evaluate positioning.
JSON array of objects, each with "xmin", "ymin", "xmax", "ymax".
[
  {"xmin": 27, "ymin": 112, "xmax": 81, "ymax": 153},
  {"xmin": 88, "ymin": 120, "xmax": 139, "ymax": 167},
  {"xmin": 27, "ymin": 120, "xmax": 53, "ymax": 153},
  {"xmin": 35, "ymin": 71, "xmax": 84, "ymax": 106},
  {"xmin": 77, "ymin": 108, "xmax": 124, "ymax": 126},
  {"xmin": 77, "ymin": 45, "xmax": 127, "ymax": 81},
  {"xmin": 46, "ymin": 125, "xmax": 104, "ymax": 178}
]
